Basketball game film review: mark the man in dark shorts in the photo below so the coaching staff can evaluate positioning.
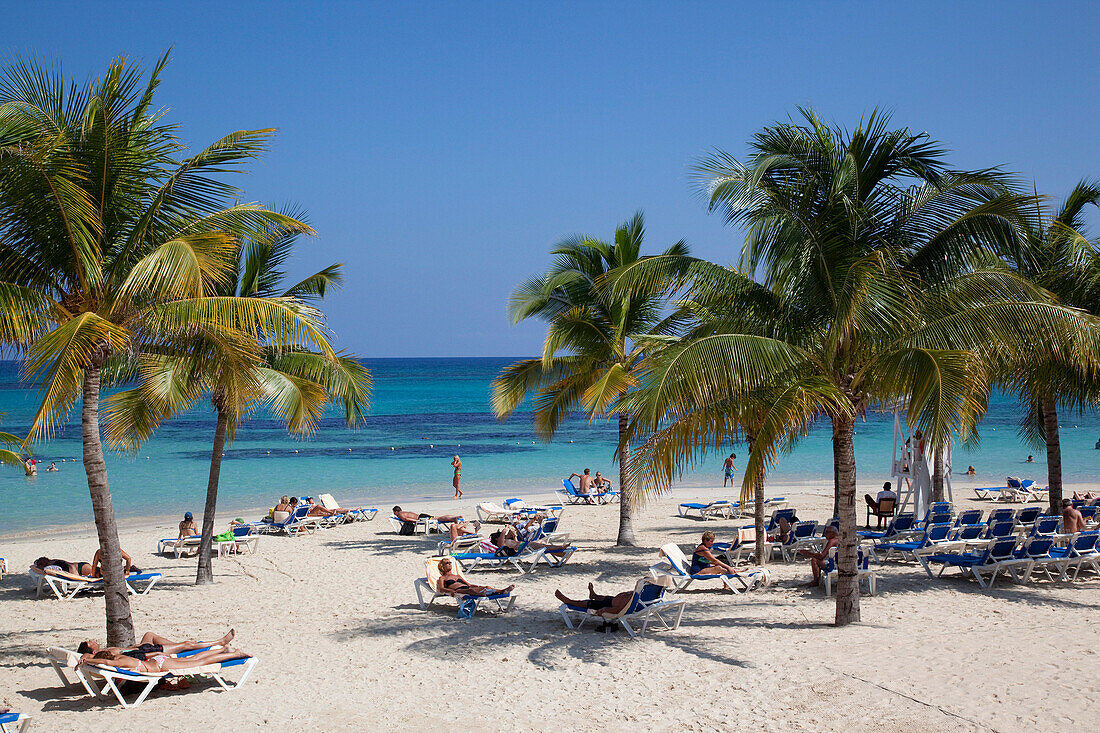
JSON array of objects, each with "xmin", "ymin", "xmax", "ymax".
[
  {"xmin": 77, "ymin": 628, "xmax": 235, "ymax": 659},
  {"xmin": 555, "ymin": 582, "xmax": 636, "ymax": 616}
]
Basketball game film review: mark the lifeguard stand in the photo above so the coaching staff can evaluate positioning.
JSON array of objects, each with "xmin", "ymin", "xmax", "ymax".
[{"xmin": 891, "ymin": 409, "xmax": 953, "ymax": 519}]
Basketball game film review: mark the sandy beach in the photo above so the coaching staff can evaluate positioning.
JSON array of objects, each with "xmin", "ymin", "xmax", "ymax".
[{"xmin": 1, "ymin": 480, "xmax": 1097, "ymax": 732}]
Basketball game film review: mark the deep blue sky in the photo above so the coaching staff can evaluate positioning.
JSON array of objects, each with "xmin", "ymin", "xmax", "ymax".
[{"xmin": 7, "ymin": 2, "xmax": 1100, "ymax": 356}]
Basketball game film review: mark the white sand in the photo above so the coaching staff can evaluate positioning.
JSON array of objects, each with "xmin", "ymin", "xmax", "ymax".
[{"xmin": 1, "ymin": 480, "xmax": 1097, "ymax": 732}]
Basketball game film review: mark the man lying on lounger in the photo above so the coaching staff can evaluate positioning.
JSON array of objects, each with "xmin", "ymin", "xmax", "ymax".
[
  {"xmin": 555, "ymin": 582, "xmax": 636, "ymax": 616},
  {"xmin": 393, "ymin": 506, "xmax": 463, "ymax": 524},
  {"xmin": 436, "ymin": 558, "xmax": 514, "ymax": 597},
  {"xmin": 77, "ymin": 629, "xmax": 236, "ymax": 660},
  {"xmin": 78, "ymin": 646, "xmax": 248, "ymax": 675}
]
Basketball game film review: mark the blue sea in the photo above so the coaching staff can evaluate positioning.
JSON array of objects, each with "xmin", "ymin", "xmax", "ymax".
[{"xmin": 1, "ymin": 358, "xmax": 1098, "ymax": 535}]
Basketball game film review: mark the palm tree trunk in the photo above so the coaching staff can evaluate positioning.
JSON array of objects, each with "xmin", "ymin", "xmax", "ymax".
[
  {"xmin": 1041, "ymin": 395, "xmax": 1062, "ymax": 515},
  {"xmin": 196, "ymin": 405, "xmax": 229, "ymax": 584},
  {"xmin": 82, "ymin": 360, "xmax": 136, "ymax": 647},
  {"xmin": 746, "ymin": 434, "xmax": 765, "ymax": 562},
  {"xmin": 832, "ymin": 413, "xmax": 860, "ymax": 626},
  {"xmin": 616, "ymin": 411, "xmax": 637, "ymax": 547},
  {"xmin": 831, "ymin": 436, "xmax": 841, "ymax": 519},
  {"xmin": 931, "ymin": 446, "xmax": 945, "ymax": 503}
]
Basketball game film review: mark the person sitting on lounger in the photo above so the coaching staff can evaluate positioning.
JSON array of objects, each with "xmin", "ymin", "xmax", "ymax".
[
  {"xmin": 568, "ymin": 469, "xmax": 597, "ymax": 504},
  {"xmin": 491, "ymin": 524, "xmax": 569, "ymax": 555},
  {"xmin": 77, "ymin": 629, "xmax": 236, "ymax": 659},
  {"xmin": 798, "ymin": 526, "xmax": 839, "ymax": 587},
  {"xmin": 178, "ymin": 511, "xmax": 199, "ymax": 539},
  {"xmin": 448, "ymin": 518, "xmax": 481, "ymax": 541},
  {"xmin": 767, "ymin": 515, "xmax": 795, "ymax": 543},
  {"xmin": 555, "ymin": 582, "xmax": 636, "ymax": 616},
  {"xmin": 1062, "ymin": 499, "xmax": 1086, "ymax": 534},
  {"xmin": 436, "ymin": 558, "xmax": 514, "ymax": 597},
  {"xmin": 78, "ymin": 646, "xmax": 248, "ymax": 675},
  {"xmin": 90, "ymin": 547, "xmax": 137, "ymax": 578},
  {"xmin": 690, "ymin": 531, "xmax": 739, "ymax": 575},
  {"xmin": 304, "ymin": 497, "xmax": 341, "ymax": 517}
]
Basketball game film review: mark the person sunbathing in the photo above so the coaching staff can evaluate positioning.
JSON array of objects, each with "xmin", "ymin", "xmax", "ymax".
[
  {"xmin": 798, "ymin": 526, "xmax": 839, "ymax": 587},
  {"xmin": 491, "ymin": 524, "xmax": 569, "ymax": 555},
  {"xmin": 77, "ymin": 629, "xmax": 236, "ymax": 659},
  {"xmin": 448, "ymin": 519, "xmax": 481, "ymax": 541},
  {"xmin": 33, "ymin": 557, "xmax": 89, "ymax": 577},
  {"xmin": 392, "ymin": 506, "xmax": 462, "ymax": 523},
  {"xmin": 436, "ymin": 558, "xmax": 514, "ymax": 597},
  {"xmin": 690, "ymin": 531, "xmax": 739, "ymax": 575},
  {"xmin": 555, "ymin": 582, "xmax": 635, "ymax": 616},
  {"xmin": 78, "ymin": 646, "xmax": 248, "ymax": 674},
  {"xmin": 304, "ymin": 497, "xmax": 341, "ymax": 517},
  {"xmin": 767, "ymin": 516, "xmax": 795, "ymax": 543}
]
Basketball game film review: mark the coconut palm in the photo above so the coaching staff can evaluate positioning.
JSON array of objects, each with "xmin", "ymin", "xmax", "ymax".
[
  {"xmin": 992, "ymin": 181, "xmax": 1100, "ymax": 513},
  {"xmin": 618, "ymin": 110, "xmax": 1100, "ymax": 625},
  {"xmin": 492, "ymin": 212, "xmax": 687, "ymax": 546},
  {"xmin": 0, "ymin": 53, "xmax": 331, "ymax": 645},
  {"xmin": 103, "ymin": 217, "xmax": 371, "ymax": 584}
]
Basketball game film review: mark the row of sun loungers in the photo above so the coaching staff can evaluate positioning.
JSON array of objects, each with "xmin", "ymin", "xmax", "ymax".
[
  {"xmin": 972, "ymin": 480, "xmax": 1048, "ymax": 503},
  {"xmin": 677, "ymin": 496, "xmax": 789, "ymax": 521},
  {"xmin": 556, "ymin": 479, "xmax": 620, "ymax": 504},
  {"xmin": 475, "ymin": 499, "xmax": 563, "ymax": 524},
  {"xmin": 156, "ymin": 526, "xmax": 259, "ymax": 558},
  {"xmin": 46, "ymin": 645, "xmax": 257, "ymax": 709}
]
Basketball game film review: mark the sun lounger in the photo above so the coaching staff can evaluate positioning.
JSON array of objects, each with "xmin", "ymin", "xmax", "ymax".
[
  {"xmin": 1045, "ymin": 531, "xmax": 1100, "ymax": 581},
  {"xmin": 29, "ymin": 567, "xmax": 162, "ymax": 600},
  {"xmin": 559, "ymin": 576, "xmax": 686, "ymax": 639},
  {"xmin": 317, "ymin": 493, "xmax": 376, "ymax": 522},
  {"xmin": 953, "ymin": 509, "xmax": 982, "ymax": 527},
  {"xmin": 413, "ymin": 557, "xmax": 517, "ymax": 616},
  {"xmin": 822, "ymin": 547, "xmax": 876, "ymax": 596},
  {"xmin": 876, "ymin": 522, "xmax": 954, "ymax": 563},
  {"xmin": 389, "ymin": 513, "xmax": 446, "ymax": 535},
  {"xmin": 448, "ymin": 540, "xmax": 547, "ymax": 574},
  {"xmin": 858, "ymin": 512, "xmax": 917, "ymax": 543},
  {"xmin": 0, "ymin": 712, "xmax": 29, "ymax": 733},
  {"xmin": 157, "ymin": 534, "xmax": 202, "ymax": 558},
  {"xmin": 556, "ymin": 479, "xmax": 620, "ymax": 505},
  {"xmin": 86, "ymin": 655, "xmax": 256, "ymax": 709},
  {"xmin": 677, "ymin": 500, "xmax": 737, "ymax": 520},
  {"xmin": 919, "ymin": 536, "xmax": 1019, "ymax": 589},
  {"xmin": 649, "ymin": 543, "xmax": 770, "ymax": 594},
  {"xmin": 779, "ymin": 520, "xmax": 823, "ymax": 562},
  {"xmin": 476, "ymin": 502, "xmax": 520, "ymax": 523}
]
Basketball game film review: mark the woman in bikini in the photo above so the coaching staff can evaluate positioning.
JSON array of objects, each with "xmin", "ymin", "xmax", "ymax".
[
  {"xmin": 78, "ymin": 646, "xmax": 248, "ymax": 674},
  {"xmin": 436, "ymin": 558, "xmax": 513, "ymax": 597},
  {"xmin": 451, "ymin": 455, "xmax": 462, "ymax": 499},
  {"xmin": 689, "ymin": 530, "xmax": 738, "ymax": 576}
]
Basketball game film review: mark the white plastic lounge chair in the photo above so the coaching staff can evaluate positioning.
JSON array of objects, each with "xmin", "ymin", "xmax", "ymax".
[
  {"xmin": 29, "ymin": 567, "xmax": 162, "ymax": 600},
  {"xmin": 436, "ymin": 533, "xmax": 485, "ymax": 556},
  {"xmin": 448, "ymin": 539, "xmax": 547, "ymax": 574},
  {"xmin": 822, "ymin": 547, "xmax": 876, "ymax": 596},
  {"xmin": 389, "ymin": 514, "xmax": 443, "ymax": 535},
  {"xmin": 556, "ymin": 479, "xmax": 620, "ymax": 505},
  {"xmin": 85, "ymin": 655, "xmax": 257, "ymax": 709},
  {"xmin": 413, "ymin": 557, "xmax": 517, "ymax": 616},
  {"xmin": 157, "ymin": 535, "xmax": 201, "ymax": 558},
  {"xmin": 501, "ymin": 498, "xmax": 565, "ymax": 519},
  {"xmin": 0, "ymin": 712, "xmax": 29, "ymax": 733},
  {"xmin": 476, "ymin": 502, "xmax": 520, "ymax": 524},
  {"xmin": 677, "ymin": 500, "xmax": 737, "ymax": 520},
  {"xmin": 559, "ymin": 576, "xmax": 686, "ymax": 639},
  {"xmin": 317, "ymin": 493, "xmax": 376, "ymax": 522},
  {"xmin": 920, "ymin": 537, "xmax": 1019, "ymax": 589},
  {"xmin": 649, "ymin": 543, "xmax": 770, "ymax": 594}
]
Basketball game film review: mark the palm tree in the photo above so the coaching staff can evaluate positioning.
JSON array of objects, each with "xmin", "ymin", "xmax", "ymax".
[
  {"xmin": 620, "ymin": 110, "xmax": 1100, "ymax": 625},
  {"xmin": 492, "ymin": 212, "xmax": 687, "ymax": 546},
  {"xmin": 993, "ymin": 181, "xmax": 1100, "ymax": 514},
  {"xmin": 0, "ymin": 53, "xmax": 331, "ymax": 645},
  {"xmin": 104, "ymin": 217, "xmax": 371, "ymax": 584}
]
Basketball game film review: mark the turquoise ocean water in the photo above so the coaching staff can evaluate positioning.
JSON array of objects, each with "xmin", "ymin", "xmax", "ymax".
[{"xmin": 1, "ymin": 357, "xmax": 1098, "ymax": 535}]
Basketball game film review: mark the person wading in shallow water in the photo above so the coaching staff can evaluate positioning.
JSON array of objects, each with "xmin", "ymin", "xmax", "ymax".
[{"xmin": 452, "ymin": 455, "xmax": 462, "ymax": 499}]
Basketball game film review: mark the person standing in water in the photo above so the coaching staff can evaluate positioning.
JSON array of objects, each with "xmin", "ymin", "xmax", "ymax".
[
  {"xmin": 451, "ymin": 455, "xmax": 462, "ymax": 499},
  {"xmin": 723, "ymin": 453, "xmax": 736, "ymax": 487}
]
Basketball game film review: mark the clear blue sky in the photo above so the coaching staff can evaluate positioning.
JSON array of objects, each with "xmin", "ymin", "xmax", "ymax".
[{"xmin": 7, "ymin": 2, "xmax": 1100, "ymax": 356}]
